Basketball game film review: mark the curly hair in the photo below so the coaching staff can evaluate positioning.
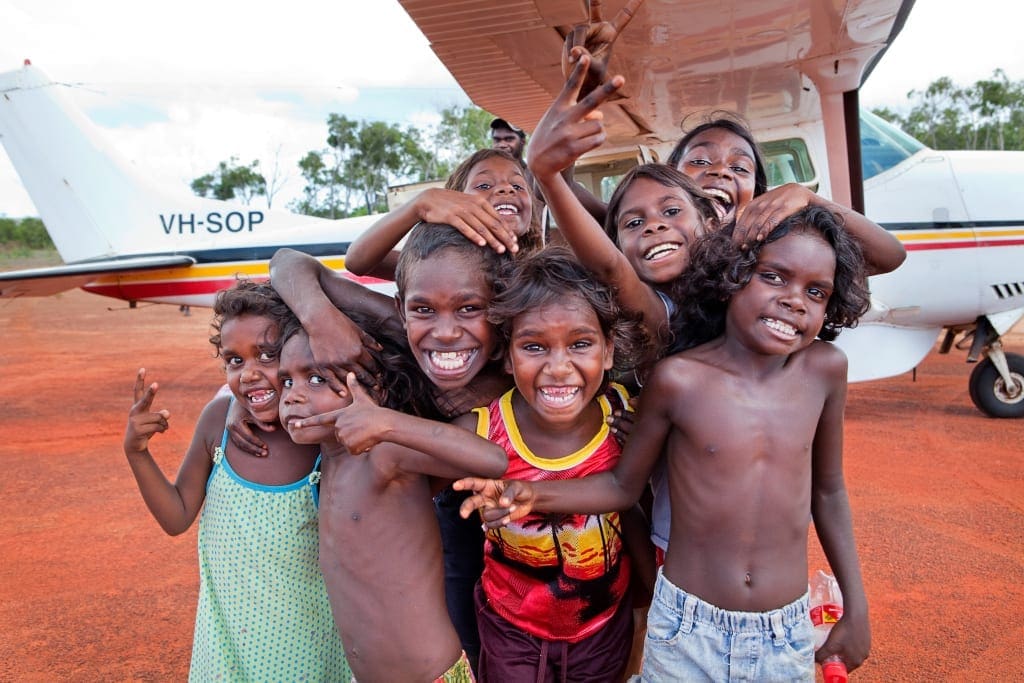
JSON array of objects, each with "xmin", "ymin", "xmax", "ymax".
[
  {"xmin": 487, "ymin": 246, "xmax": 650, "ymax": 377},
  {"xmin": 394, "ymin": 222, "xmax": 510, "ymax": 302},
  {"xmin": 445, "ymin": 148, "xmax": 543, "ymax": 253},
  {"xmin": 666, "ymin": 112, "xmax": 769, "ymax": 198},
  {"xmin": 668, "ymin": 206, "xmax": 871, "ymax": 353},
  {"xmin": 602, "ymin": 163, "xmax": 720, "ymax": 247},
  {"xmin": 275, "ymin": 305, "xmax": 442, "ymax": 420},
  {"xmin": 208, "ymin": 279, "xmax": 293, "ymax": 354}
]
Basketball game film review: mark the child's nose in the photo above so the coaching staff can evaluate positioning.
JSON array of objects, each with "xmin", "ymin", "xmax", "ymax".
[
  {"xmin": 779, "ymin": 289, "xmax": 807, "ymax": 314},
  {"xmin": 241, "ymin": 365, "xmax": 261, "ymax": 382},
  {"xmin": 546, "ymin": 351, "xmax": 573, "ymax": 377},
  {"xmin": 708, "ymin": 161, "xmax": 732, "ymax": 178},
  {"xmin": 431, "ymin": 315, "xmax": 461, "ymax": 341},
  {"xmin": 644, "ymin": 219, "xmax": 668, "ymax": 234}
]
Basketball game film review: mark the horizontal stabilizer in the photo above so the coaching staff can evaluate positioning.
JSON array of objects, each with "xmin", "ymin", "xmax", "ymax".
[{"xmin": 0, "ymin": 254, "xmax": 196, "ymax": 298}]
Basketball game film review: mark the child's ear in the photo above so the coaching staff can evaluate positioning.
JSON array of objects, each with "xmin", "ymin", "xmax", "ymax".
[
  {"xmin": 394, "ymin": 295, "xmax": 406, "ymax": 325},
  {"xmin": 603, "ymin": 339, "xmax": 615, "ymax": 371},
  {"xmin": 503, "ymin": 353, "xmax": 514, "ymax": 376}
]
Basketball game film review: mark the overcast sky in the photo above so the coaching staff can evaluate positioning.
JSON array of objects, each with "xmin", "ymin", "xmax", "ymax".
[{"xmin": 1, "ymin": 0, "xmax": 1023, "ymax": 218}]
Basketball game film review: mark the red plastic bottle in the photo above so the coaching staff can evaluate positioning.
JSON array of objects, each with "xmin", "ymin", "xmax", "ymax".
[{"xmin": 809, "ymin": 569, "xmax": 848, "ymax": 683}]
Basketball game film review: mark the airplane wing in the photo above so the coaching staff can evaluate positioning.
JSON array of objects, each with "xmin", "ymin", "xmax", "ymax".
[
  {"xmin": 400, "ymin": 0, "xmax": 914, "ymax": 203},
  {"xmin": 0, "ymin": 254, "xmax": 196, "ymax": 298}
]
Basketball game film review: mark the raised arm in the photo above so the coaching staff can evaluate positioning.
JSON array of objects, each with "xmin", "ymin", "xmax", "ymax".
[
  {"xmin": 529, "ymin": 55, "xmax": 670, "ymax": 341},
  {"xmin": 735, "ymin": 184, "xmax": 906, "ymax": 275},
  {"xmin": 295, "ymin": 373, "xmax": 507, "ymax": 481},
  {"xmin": 123, "ymin": 369, "xmax": 219, "ymax": 536},
  {"xmin": 809, "ymin": 346, "xmax": 871, "ymax": 672},
  {"xmin": 344, "ymin": 188, "xmax": 518, "ymax": 277}
]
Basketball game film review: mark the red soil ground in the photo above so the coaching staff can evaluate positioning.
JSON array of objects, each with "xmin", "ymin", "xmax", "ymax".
[{"xmin": 1, "ymin": 289, "xmax": 1021, "ymax": 681}]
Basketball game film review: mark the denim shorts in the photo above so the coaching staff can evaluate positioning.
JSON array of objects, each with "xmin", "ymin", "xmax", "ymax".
[{"xmin": 636, "ymin": 570, "xmax": 814, "ymax": 682}]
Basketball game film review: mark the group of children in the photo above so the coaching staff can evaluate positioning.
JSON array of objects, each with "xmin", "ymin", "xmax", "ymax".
[{"xmin": 122, "ymin": 13, "xmax": 906, "ymax": 682}]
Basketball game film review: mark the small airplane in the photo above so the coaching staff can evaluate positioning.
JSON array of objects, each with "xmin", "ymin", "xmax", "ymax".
[{"xmin": 1, "ymin": 0, "xmax": 1023, "ymax": 418}]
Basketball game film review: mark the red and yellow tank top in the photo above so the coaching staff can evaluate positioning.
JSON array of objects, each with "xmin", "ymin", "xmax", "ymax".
[{"xmin": 473, "ymin": 384, "xmax": 632, "ymax": 642}]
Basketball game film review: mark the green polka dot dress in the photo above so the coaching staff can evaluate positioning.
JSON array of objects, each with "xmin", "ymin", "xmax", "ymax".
[{"xmin": 189, "ymin": 426, "xmax": 351, "ymax": 682}]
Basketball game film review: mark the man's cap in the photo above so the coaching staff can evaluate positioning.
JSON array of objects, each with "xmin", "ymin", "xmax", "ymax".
[{"xmin": 490, "ymin": 118, "xmax": 525, "ymax": 138}]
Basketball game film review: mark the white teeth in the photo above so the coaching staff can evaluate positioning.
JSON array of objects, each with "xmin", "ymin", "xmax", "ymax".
[
  {"xmin": 762, "ymin": 318, "xmax": 797, "ymax": 336},
  {"xmin": 429, "ymin": 350, "xmax": 475, "ymax": 371},
  {"xmin": 539, "ymin": 387, "xmax": 580, "ymax": 405},
  {"xmin": 247, "ymin": 389, "xmax": 276, "ymax": 404},
  {"xmin": 704, "ymin": 188, "xmax": 732, "ymax": 206},
  {"xmin": 645, "ymin": 243, "xmax": 680, "ymax": 260},
  {"xmin": 494, "ymin": 203, "xmax": 519, "ymax": 215}
]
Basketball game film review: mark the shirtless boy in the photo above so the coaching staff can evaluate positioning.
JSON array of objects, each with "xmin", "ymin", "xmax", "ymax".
[{"xmin": 278, "ymin": 318, "xmax": 507, "ymax": 682}]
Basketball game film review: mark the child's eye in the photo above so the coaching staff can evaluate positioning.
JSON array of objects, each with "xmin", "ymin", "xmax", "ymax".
[
  {"xmin": 310, "ymin": 374, "xmax": 327, "ymax": 386},
  {"xmin": 570, "ymin": 340, "xmax": 593, "ymax": 350},
  {"xmin": 474, "ymin": 183, "xmax": 493, "ymax": 191},
  {"xmin": 622, "ymin": 217, "xmax": 643, "ymax": 230},
  {"xmin": 459, "ymin": 304, "xmax": 484, "ymax": 315},
  {"xmin": 807, "ymin": 287, "xmax": 829, "ymax": 301},
  {"xmin": 687, "ymin": 158, "xmax": 710, "ymax": 167},
  {"xmin": 522, "ymin": 342, "xmax": 545, "ymax": 353},
  {"xmin": 731, "ymin": 165, "xmax": 750, "ymax": 174},
  {"xmin": 512, "ymin": 183, "xmax": 525, "ymax": 191},
  {"xmin": 760, "ymin": 272, "xmax": 783, "ymax": 284},
  {"xmin": 225, "ymin": 355, "xmax": 243, "ymax": 366},
  {"xmin": 412, "ymin": 306, "xmax": 434, "ymax": 315},
  {"xmin": 281, "ymin": 377, "xmax": 293, "ymax": 389},
  {"xmin": 259, "ymin": 351, "xmax": 276, "ymax": 362},
  {"xmin": 664, "ymin": 207, "xmax": 681, "ymax": 217}
]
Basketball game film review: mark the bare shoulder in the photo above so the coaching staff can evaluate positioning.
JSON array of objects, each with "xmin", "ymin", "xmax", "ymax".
[
  {"xmin": 800, "ymin": 340, "xmax": 848, "ymax": 379},
  {"xmin": 647, "ymin": 348, "xmax": 717, "ymax": 395},
  {"xmin": 195, "ymin": 394, "xmax": 232, "ymax": 437},
  {"xmin": 794, "ymin": 339, "xmax": 851, "ymax": 393}
]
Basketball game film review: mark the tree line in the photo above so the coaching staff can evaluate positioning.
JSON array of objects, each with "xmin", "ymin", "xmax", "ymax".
[
  {"xmin": 872, "ymin": 69, "xmax": 1024, "ymax": 151},
  {"xmin": 192, "ymin": 105, "xmax": 493, "ymax": 219},
  {"xmin": 0, "ymin": 216, "xmax": 53, "ymax": 253}
]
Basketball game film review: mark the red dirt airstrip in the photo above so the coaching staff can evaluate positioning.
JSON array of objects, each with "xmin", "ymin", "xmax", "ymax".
[{"xmin": 1, "ymin": 289, "xmax": 1022, "ymax": 681}]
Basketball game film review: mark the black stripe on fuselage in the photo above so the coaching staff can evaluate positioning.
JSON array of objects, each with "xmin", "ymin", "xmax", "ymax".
[{"xmin": 880, "ymin": 220, "xmax": 1024, "ymax": 232}]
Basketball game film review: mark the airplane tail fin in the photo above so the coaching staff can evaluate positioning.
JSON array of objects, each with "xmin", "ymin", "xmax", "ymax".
[
  {"xmin": 0, "ymin": 63, "xmax": 367, "ymax": 265},
  {"xmin": 0, "ymin": 64, "xmax": 174, "ymax": 262}
]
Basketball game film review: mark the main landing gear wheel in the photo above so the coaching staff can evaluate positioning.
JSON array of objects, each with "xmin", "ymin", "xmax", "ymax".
[{"xmin": 969, "ymin": 352, "xmax": 1024, "ymax": 418}]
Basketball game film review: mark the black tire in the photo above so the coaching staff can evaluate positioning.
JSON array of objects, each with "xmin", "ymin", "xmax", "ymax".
[{"xmin": 969, "ymin": 352, "xmax": 1024, "ymax": 418}]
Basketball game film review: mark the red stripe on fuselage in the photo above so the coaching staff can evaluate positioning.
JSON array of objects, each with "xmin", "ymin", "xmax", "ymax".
[
  {"xmin": 903, "ymin": 238, "xmax": 1024, "ymax": 251},
  {"xmin": 82, "ymin": 272, "xmax": 391, "ymax": 301}
]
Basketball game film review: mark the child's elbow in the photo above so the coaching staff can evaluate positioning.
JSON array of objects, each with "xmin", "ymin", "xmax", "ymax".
[
  {"xmin": 481, "ymin": 449, "xmax": 508, "ymax": 478},
  {"xmin": 343, "ymin": 249, "xmax": 369, "ymax": 276},
  {"xmin": 159, "ymin": 518, "xmax": 192, "ymax": 537},
  {"xmin": 868, "ymin": 236, "xmax": 907, "ymax": 276}
]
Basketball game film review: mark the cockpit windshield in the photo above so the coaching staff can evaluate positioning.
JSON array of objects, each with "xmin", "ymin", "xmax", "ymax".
[{"xmin": 860, "ymin": 109, "xmax": 926, "ymax": 180}]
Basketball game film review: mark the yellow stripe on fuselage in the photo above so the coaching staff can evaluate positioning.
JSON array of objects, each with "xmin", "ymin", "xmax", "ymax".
[{"xmin": 87, "ymin": 256, "xmax": 348, "ymax": 284}]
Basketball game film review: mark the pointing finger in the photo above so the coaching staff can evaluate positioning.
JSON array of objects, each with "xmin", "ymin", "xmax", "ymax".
[{"xmin": 295, "ymin": 408, "xmax": 344, "ymax": 430}]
